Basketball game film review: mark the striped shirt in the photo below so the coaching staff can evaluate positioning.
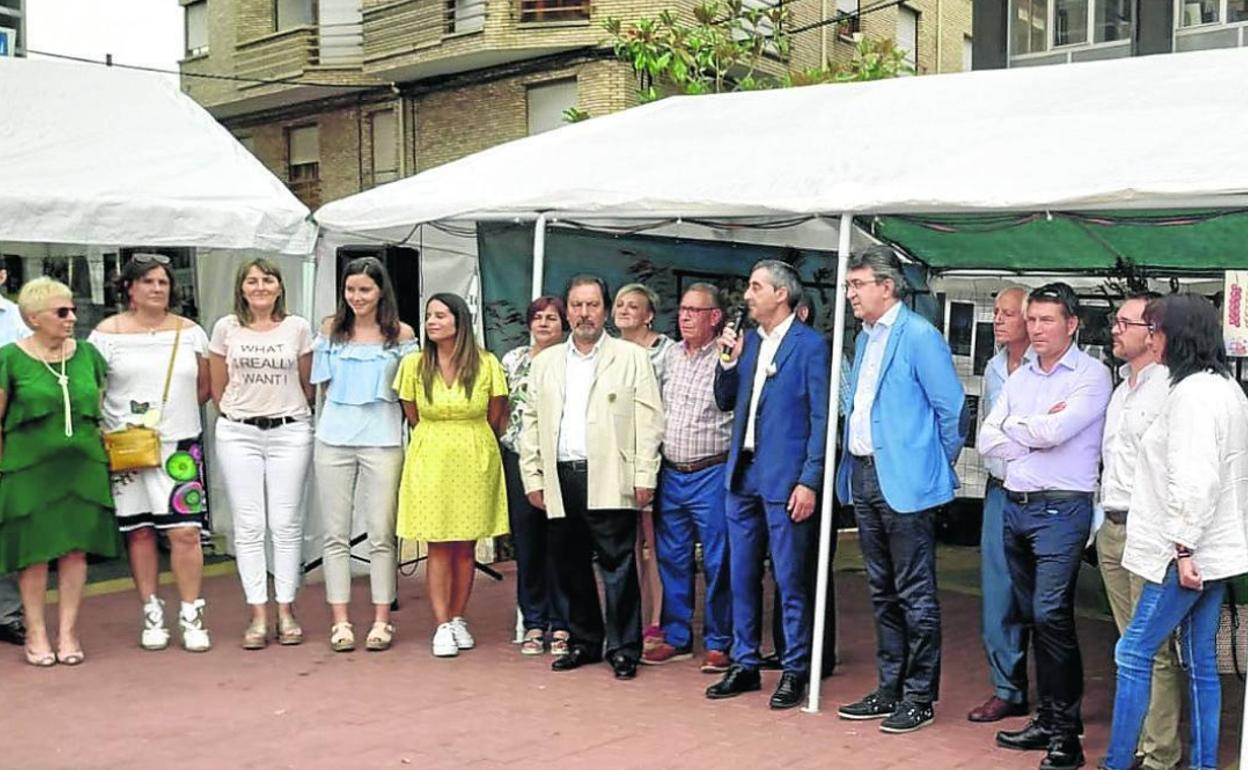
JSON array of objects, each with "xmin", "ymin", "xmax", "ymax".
[{"xmin": 661, "ymin": 338, "xmax": 732, "ymax": 464}]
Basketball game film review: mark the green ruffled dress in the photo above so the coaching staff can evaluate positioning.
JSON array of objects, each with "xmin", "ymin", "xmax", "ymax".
[{"xmin": 0, "ymin": 342, "xmax": 118, "ymax": 573}]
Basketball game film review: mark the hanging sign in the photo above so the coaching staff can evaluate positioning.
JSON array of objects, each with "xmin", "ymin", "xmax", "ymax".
[{"xmin": 1224, "ymin": 271, "xmax": 1248, "ymax": 357}]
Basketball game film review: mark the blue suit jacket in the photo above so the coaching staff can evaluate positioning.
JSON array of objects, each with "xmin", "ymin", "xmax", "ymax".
[
  {"xmin": 714, "ymin": 319, "xmax": 830, "ymax": 503},
  {"xmin": 834, "ymin": 303, "xmax": 965, "ymax": 513}
]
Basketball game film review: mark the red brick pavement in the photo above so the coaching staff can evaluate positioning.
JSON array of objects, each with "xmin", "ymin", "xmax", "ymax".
[{"xmin": 2, "ymin": 565, "xmax": 1242, "ymax": 770}]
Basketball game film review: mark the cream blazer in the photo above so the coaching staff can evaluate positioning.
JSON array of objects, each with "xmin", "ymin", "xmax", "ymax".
[{"xmin": 519, "ymin": 335, "xmax": 664, "ymax": 519}]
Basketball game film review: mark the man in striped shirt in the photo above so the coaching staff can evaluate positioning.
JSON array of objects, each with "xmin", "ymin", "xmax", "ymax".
[{"xmin": 642, "ymin": 283, "xmax": 734, "ymax": 672}]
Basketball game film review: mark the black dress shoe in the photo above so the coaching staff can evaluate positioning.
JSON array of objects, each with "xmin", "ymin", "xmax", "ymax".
[
  {"xmin": 759, "ymin": 652, "xmax": 783, "ymax": 670},
  {"xmin": 996, "ymin": 719, "xmax": 1057, "ymax": 752},
  {"xmin": 705, "ymin": 664, "xmax": 762, "ymax": 700},
  {"xmin": 1040, "ymin": 735, "xmax": 1084, "ymax": 770},
  {"xmin": 610, "ymin": 655, "xmax": 638, "ymax": 680},
  {"xmin": 551, "ymin": 646, "xmax": 600, "ymax": 672},
  {"xmin": 768, "ymin": 671, "xmax": 808, "ymax": 710},
  {"xmin": 0, "ymin": 621, "xmax": 25, "ymax": 646}
]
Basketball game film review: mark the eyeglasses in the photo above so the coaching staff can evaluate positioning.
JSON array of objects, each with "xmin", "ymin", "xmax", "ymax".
[
  {"xmin": 132, "ymin": 253, "xmax": 171, "ymax": 265},
  {"xmin": 51, "ymin": 305, "xmax": 77, "ymax": 319},
  {"xmin": 1111, "ymin": 317, "xmax": 1152, "ymax": 331},
  {"xmin": 843, "ymin": 278, "xmax": 883, "ymax": 292},
  {"xmin": 677, "ymin": 306, "xmax": 717, "ymax": 316}
]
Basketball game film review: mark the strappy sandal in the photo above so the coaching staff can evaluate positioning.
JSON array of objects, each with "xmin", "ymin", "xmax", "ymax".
[
  {"xmin": 365, "ymin": 621, "xmax": 394, "ymax": 652},
  {"xmin": 520, "ymin": 628, "xmax": 545, "ymax": 656},
  {"xmin": 278, "ymin": 615, "xmax": 304, "ymax": 646},
  {"xmin": 241, "ymin": 620, "xmax": 268, "ymax": 650},
  {"xmin": 330, "ymin": 621, "xmax": 355, "ymax": 652},
  {"xmin": 24, "ymin": 647, "xmax": 56, "ymax": 667},
  {"xmin": 549, "ymin": 630, "xmax": 570, "ymax": 657}
]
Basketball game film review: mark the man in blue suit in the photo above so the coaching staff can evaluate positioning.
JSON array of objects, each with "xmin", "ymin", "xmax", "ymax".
[
  {"xmin": 834, "ymin": 245, "xmax": 964, "ymax": 734},
  {"xmin": 704, "ymin": 259, "xmax": 830, "ymax": 710}
]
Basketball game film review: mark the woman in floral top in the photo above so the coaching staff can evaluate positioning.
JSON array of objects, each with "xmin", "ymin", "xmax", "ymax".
[{"xmin": 499, "ymin": 296, "xmax": 570, "ymax": 656}]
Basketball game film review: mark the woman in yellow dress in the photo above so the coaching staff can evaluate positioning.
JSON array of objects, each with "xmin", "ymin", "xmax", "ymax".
[{"xmin": 394, "ymin": 293, "xmax": 508, "ymax": 658}]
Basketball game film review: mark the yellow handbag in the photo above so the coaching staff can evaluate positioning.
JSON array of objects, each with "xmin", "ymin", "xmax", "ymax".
[{"xmin": 103, "ymin": 324, "xmax": 181, "ymax": 473}]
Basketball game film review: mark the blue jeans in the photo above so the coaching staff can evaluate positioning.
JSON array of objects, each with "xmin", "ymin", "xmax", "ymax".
[
  {"xmin": 981, "ymin": 478, "xmax": 1028, "ymax": 704},
  {"xmin": 655, "ymin": 463, "xmax": 731, "ymax": 651},
  {"xmin": 1105, "ymin": 564, "xmax": 1225, "ymax": 770}
]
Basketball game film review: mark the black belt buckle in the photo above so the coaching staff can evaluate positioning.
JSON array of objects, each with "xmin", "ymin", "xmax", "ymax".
[{"xmin": 557, "ymin": 459, "xmax": 588, "ymax": 473}]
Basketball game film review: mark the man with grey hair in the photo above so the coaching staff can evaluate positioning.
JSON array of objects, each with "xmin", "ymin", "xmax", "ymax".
[
  {"xmin": 0, "ymin": 265, "xmax": 30, "ymax": 646},
  {"xmin": 835, "ymin": 245, "xmax": 964, "ymax": 733},
  {"xmin": 705, "ymin": 259, "xmax": 830, "ymax": 710}
]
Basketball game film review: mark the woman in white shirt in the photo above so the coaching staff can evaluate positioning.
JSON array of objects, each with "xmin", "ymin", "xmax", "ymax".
[
  {"xmin": 209, "ymin": 259, "xmax": 314, "ymax": 651},
  {"xmin": 1103, "ymin": 294, "xmax": 1248, "ymax": 770},
  {"xmin": 90, "ymin": 255, "xmax": 213, "ymax": 653}
]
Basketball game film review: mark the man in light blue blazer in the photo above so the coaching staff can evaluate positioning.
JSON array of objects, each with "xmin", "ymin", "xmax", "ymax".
[
  {"xmin": 834, "ymin": 245, "xmax": 964, "ymax": 734},
  {"xmin": 704, "ymin": 259, "xmax": 830, "ymax": 711}
]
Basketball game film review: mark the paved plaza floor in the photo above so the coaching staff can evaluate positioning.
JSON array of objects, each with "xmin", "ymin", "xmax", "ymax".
[{"xmin": 3, "ymin": 547, "xmax": 1243, "ymax": 770}]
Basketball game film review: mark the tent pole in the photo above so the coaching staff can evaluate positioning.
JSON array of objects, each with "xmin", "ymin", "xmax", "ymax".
[
  {"xmin": 804, "ymin": 211, "xmax": 854, "ymax": 713},
  {"xmin": 301, "ymin": 244, "xmax": 317, "ymax": 320},
  {"xmin": 531, "ymin": 213, "xmax": 547, "ymax": 300}
]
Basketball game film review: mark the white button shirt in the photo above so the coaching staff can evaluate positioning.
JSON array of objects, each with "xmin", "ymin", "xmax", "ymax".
[
  {"xmin": 1099, "ymin": 362, "xmax": 1169, "ymax": 513},
  {"xmin": 743, "ymin": 312, "xmax": 795, "ymax": 451},
  {"xmin": 848, "ymin": 301, "xmax": 902, "ymax": 457},
  {"xmin": 556, "ymin": 334, "xmax": 604, "ymax": 461}
]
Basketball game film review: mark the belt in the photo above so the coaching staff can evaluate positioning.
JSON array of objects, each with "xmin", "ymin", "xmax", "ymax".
[
  {"xmin": 557, "ymin": 460, "xmax": 588, "ymax": 473},
  {"xmin": 852, "ymin": 454, "xmax": 875, "ymax": 466},
  {"xmin": 1104, "ymin": 509, "xmax": 1128, "ymax": 525},
  {"xmin": 1005, "ymin": 489, "xmax": 1092, "ymax": 505},
  {"xmin": 663, "ymin": 452, "xmax": 728, "ymax": 474},
  {"xmin": 230, "ymin": 415, "xmax": 300, "ymax": 430}
]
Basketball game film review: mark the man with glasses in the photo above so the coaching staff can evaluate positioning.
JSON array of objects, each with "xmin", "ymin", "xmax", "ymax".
[
  {"xmin": 834, "ymin": 245, "xmax": 964, "ymax": 734},
  {"xmin": 1097, "ymin": 291, "xmax": 1181, "ymax": 770},
  {"xmin": 979, "ymin": 282, "xmax": 1112, "ymax": 770},
  {"xmin": 0, "ymin": 265, "xmax": 30, "ymax": 646},
  {"xmin": 642, "ymin": 284, "xmax": 734, "ymax": 673}
]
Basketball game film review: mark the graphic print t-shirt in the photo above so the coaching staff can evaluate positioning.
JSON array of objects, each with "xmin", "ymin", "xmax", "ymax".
[{"xmin": 209, "ymin": 314, "xmax": 313, "ymax": 419}]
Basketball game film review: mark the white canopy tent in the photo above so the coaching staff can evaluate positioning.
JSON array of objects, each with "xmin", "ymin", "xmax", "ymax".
[{"xmin": 315, "ymin": 45, "xmax": 1248, "ymax": 744}]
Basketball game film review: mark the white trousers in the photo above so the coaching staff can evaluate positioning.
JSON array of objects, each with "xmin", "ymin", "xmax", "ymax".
[
  {"xmin": 313, "ymin": 442, "xmax": 403, "ymax": 605},
  {"xmin": 214, "ymin": 417, "xmax": 313, "ymax": 605}
]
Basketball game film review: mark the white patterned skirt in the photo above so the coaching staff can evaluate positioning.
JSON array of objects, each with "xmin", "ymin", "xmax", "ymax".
[{"xmin": 110, "ymin": 436, "xmax": 210, "ymax": 532}]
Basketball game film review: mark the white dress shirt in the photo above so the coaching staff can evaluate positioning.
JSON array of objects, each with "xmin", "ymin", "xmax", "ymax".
[
  {"xmin": 1100, "ymin": 362, "xmax": 1169, "ymax": 513},
  {"xmin": 848, "ymin": 301, "xmax": 902, "ymax": 457},
  {"xmin": 556, "ymin": 333, "xmax": 604, "ymax": 461},
  {"xmin": 1124, "ymin": 371, "xmax": 1248, "ymax": 584},
  {"xmin": 0, "ymin": 294, "xmax": 31, "ymax": 346},
  {"xmin": 743, "ymin": 311, "xmax": 795, "ymax": 451}
]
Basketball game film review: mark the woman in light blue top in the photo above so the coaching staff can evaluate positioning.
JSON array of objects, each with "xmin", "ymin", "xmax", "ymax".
[{"xmin": 311, "ymin": 257, "xmax": 416, "ymax": 653}]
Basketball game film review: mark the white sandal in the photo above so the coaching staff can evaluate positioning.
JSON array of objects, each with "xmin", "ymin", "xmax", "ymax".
[{"xmin": 330, "ymin": 621, "xmax": 355, "ymax": 652}]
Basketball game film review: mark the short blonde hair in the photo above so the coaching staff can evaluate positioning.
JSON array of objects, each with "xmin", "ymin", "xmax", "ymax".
[
  {"xmin": 18, "ymin": 277, "xmax": 73, "ymax": 317},
  {"xmin": 615, "ymin": 283, "xmax": 661, "ymax": 316}
]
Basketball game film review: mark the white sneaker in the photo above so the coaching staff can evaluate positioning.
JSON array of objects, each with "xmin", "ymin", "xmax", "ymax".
[
  {"xmin": 432, "ymin": 622, "xmax": 459, "ymax": 657},
  {"xmin": 449, "ymin": 616, "xmax": 475, "ymax": 650},
  {"xmin": 140, "ymin": 596, "xmax": 170, "ymax": 651},
  {"xmin": 179, "ymin": 599, "xmax": 211, "ymax": 653}
]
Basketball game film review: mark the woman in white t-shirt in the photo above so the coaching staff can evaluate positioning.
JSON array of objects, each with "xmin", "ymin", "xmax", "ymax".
[
  {"xmin": 90, "ymin": 255, "xmax": 213, "ymax": 653},
  {"xmin": 209, "ymin": 258, "xmax": 314, "ymax": 651}
]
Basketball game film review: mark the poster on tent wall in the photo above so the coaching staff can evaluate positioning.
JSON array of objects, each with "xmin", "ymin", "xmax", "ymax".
[{"xmin": 1224, "ymin": 271, "xmax": 1248, "ymax": 357}]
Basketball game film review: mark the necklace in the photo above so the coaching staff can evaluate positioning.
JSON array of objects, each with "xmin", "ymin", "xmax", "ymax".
[
  {"xmin": 36, "ymin": 341, "xmax": 73, "ymax": 437},
  {"xmin": 132, "ymin": 311, "xmax": 169, "ymax": 335}
]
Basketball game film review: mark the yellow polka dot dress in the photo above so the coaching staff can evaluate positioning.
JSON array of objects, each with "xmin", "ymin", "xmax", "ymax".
[{"xmin": 393, "ymin": 351, "xmax": 510, "ymax": 542}]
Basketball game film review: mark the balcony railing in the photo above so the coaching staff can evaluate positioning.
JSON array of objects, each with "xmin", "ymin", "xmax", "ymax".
[
  {"xmin": 237, "ymin": 27, "xmax": 319, "ymax": 84},
  {"xmin": 517, "ymin": 0, "xmax": 590, "ymax": 23},
  {"xmin": 363, "ymin": 0, "xmax": 489, "ymax": 62}
]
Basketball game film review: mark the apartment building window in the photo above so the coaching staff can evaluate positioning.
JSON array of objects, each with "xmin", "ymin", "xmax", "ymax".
[
  {"xmin": 370, "ymin": 110, "xmax": 398, "ymax": 186},
  {"xmin": 1094, "ymin": 0, "xmax": 1131, "ymax": 41},
  {"xmin": 287, "ymin": 124, "xmax": 320, "ymax": 207},
  {"xmin": 1012, "ymin": 0, "xmax": 1048, "ymax": 54},
  {"xmin": 896, "ymin": 5, "xmax": 918, "ymax": 71},
  {"xmin": 0, "ymin": 0, "xmax": 23, "ymax": 55},
  {"xmin": 962, "ymin": 35, "xmax": 973, "ymax": 70},
  {"xmin": 836, "ymin": 0, "xmax": 859, "ymax": 36},
  {"xmin": 276, "ymin": 0, "xmax": 315, "ymax": 31},
  {"xmin": 185, "ymin": 1, "xmax": 209, "ymax": 58},
  {"xmin": 1054, "ymin": 0, "xmax": 1088, "ymax": 45},
  {"xmin": 520, "ymin": 0, "xmax": 591, "ymax": 23},
  {"xmin": 1013, "ymin": 0, "xmax": 1134, "ymax": 52},
  {"xmin": 1179, "ymin": 0, "xmax": 1248, "ymax": 26},
  {"xmin": 527, "ymin": 79, "xmax": 577, "ymax": 136},
  {"xmin": 444, "ymin": 0, "xmax": 486, "ymax": 34}
]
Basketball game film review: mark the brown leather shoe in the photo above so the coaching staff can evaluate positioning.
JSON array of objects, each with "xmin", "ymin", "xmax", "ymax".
[
  {"xmin": 968, "ymin": 695, "xmax": 1029, "ymax": 722},
  {"xmin": 700, "ymin": 649, "xmax": 731, "ymax": 673}
]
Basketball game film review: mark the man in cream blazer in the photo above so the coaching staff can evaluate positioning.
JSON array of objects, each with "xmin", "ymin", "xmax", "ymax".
[{"xmin": 520, "ymin": 274, "xmax": 664, "ymax": 680}]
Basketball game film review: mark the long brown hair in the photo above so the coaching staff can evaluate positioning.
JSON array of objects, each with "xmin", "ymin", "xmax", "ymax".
[
  {"xmin": 331, "ymin": 256, "xmax": 401, "ymax": 346},
  {"xmin": 420, "ymin": 293, "xmax": 480, "ymax": 402},
  {"xmin": 233, "ymin": 258, "xmax": 287, "ymax": 325}
]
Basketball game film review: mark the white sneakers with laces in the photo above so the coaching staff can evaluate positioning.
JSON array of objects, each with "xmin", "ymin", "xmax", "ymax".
[
  {"xmin": 140, "ymin": 595, "xmax": 170, "ymax": 651},
  {"xmin": 449, "ymin": 617, "xmax": 475, "ymax": 650},
  {"xmin": 431, "ymin": 622, "xmax": 459, "ymax": 657},
  {"xmin": 179, "ymin": 599, "xmax": 211, "ymax": 652}
]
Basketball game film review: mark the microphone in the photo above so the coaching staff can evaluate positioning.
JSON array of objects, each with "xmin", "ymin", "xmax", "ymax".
[{"xmin": 721, "ymin": 306, "xmax": 748, "ymax": 363}]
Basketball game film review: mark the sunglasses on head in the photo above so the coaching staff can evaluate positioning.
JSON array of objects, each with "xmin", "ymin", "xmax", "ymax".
[
  {"xmin": 51, "ymin": 305, "xmax": 77, "ymax": 319},
  {"xmin": 133, "ymin": 253, "xmax": 171, "ymax": 265}
]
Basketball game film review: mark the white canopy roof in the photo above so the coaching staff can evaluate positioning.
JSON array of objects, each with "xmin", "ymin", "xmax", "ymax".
[
  {"xmin": 0, "ymin": 57, "xmax": 315, "ymax": 255},
  {"xmin": 317, "ymin": 46, "xmax": 1248, "ymax": 233}
]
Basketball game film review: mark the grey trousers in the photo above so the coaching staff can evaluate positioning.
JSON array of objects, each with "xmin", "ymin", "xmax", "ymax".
[{"xmin": 0, "ymin": 573, "xmax": 20, "ymax": 625}]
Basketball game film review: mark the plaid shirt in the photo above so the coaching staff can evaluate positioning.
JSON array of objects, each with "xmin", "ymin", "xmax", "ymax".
[{"xmin": 661, "ymin": 338, "xmax": 733, "ymax": 464}]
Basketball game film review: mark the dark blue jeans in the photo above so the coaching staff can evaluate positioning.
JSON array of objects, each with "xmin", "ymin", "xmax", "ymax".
[
  {"xmin": 1104, "ymin": 564, "xmax": 1225, "ymax": 770},
  {"xmin": 501, "ymin": 448, "xmax": 568, "ymax": 633},
  {"xmin": 852, "ymin": 459, "xmax": 942, "ymax": 704},
  {"xmin": 981, "ymin": 478, "xmax": 1029, "ymax": 704},
  {"xmin": 1002, "ymin": 493, "xmax": 1092, "ymax": 736}
]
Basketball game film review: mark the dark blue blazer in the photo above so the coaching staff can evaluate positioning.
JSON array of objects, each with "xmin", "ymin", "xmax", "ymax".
[{"xmin": 714, "ymin": 318, "xmax": 831, "ymax": 503}]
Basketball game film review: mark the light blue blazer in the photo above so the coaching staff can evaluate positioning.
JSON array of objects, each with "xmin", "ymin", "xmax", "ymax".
[{"xmin": 834, "ymin": 304, "xmax": 965, "ymax": 513}]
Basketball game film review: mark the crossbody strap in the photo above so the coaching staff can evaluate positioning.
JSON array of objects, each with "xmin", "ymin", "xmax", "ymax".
[{"xmin": 160, "ymin": 323, "xmax": 183, "ymax": 408}]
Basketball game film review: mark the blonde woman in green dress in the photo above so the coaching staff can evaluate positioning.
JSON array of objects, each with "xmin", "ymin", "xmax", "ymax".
[
  {"xmin": 394, "ymin": 293, "xmax": 509, "ymax": 658},
  {"xmin": 0, "ymin": 278, "xmax": 116, "ymax": 667}
]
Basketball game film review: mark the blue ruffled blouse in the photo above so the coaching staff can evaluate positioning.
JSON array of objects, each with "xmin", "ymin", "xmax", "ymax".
[{"xmin": 311, "ymin": 334, "xmax": 418, "ymax": 447}]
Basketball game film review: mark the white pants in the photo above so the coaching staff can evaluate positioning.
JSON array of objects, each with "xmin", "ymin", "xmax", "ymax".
[
  {"xmin": 215, "ymin": 417, "xmax": 313, "ymax": 605},
  {"xmin": 314, "ymin": 442, "xmax": 403, "ymax": 605}
]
